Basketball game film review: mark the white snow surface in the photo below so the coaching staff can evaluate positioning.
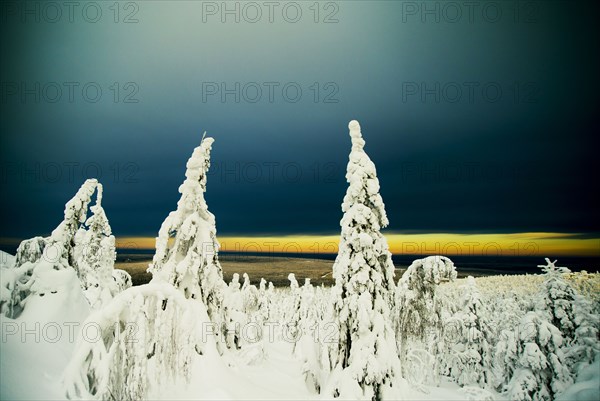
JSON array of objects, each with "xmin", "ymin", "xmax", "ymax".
[
  {"xmin": 1, "ymin": 267, "xmax": 90, "ymax": 400},
  {"xmin": 2, "ymin": 258, "xmax": 598, "ymax": 401}
]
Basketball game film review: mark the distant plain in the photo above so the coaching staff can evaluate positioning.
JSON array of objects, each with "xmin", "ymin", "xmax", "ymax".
[{"xmin": 115, "ymin": 253, "xmax": 591, "ymax": 287}]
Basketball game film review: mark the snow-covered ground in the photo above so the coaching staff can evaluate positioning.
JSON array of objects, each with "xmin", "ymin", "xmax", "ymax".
[
  {"xmin": 2, "ymin": 255, "xmax": 597, "ymax": 400},
  {"xmin": 1, "ymin": 267, "xmax": 89, "ymax": 400}
]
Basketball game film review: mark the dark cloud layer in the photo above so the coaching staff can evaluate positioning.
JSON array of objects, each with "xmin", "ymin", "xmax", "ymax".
[{"xmin": 1, "ymin": 1, "xmax": 598, "ymax": 239}]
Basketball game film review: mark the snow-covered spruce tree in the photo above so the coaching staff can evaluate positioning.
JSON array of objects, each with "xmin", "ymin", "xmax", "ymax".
[
  {"xmin": 492, "ymin": 290, "xmax": 526, "ymax": 337},
  {"xmin": 294, "ymin": 277, "xmax": 316, "ymax": 352},
  {"xmin": 537, "ymin": 259, "xmax": 578, "ymax": 343},
  {"xmin": 148, "ymin": 136, "xmax": 229, "ymax": 349},
  {"xmin": 64, "ymin": 136, "xmax": 222, "ymax": 400},
  {"xmin": 0, "ymin": 237, "xmax": 46, "ymax": 317},
  {"xmin": 284, "ymin": 273, "xmax": 302, "ymax": 344},
  {"xmin": 224, "ymin": 273, "xmax": 245, "ymax": 349},
  {"xmin": 44, "ymin": 179, "xmax": 99, "ymax": 274},
  {"xmin": 241, "ymin": 272, "xmax": 259, "ymax": 315},
  {"xmin": 1, "ymin": 179, "xmax": 99, "ymax": 317},
  {"xmin": 327, "ymin": 120, "xmax": 400, "ymax": 400},
  {"xmin": 14, "ymin": 236, "xmax": 46, "ymax": 265},
  {"xmin": 295, "ymin": 278, "xmax": 325, "ymax": 393},
  {"xmin": 564, "ymin": 295, "xmax": 599, "ymax": 374},
  {"xmin": 255, "ymin": 278, "xmax": 271, "ymax": 324},
  {"xmin": 73, "ymin": 183, "xmax": 118, "ymax": 308},
  {"xmin": 299, "ymin": 278, "xmax": 316, "ymax": 336},
  {"xmin": 444, "ymin": 276, "xmax": 494, "ymax": 388},
  {"xmin": 502, "ymin": 311, "xmax": 573, "ymax": 401},
  {"xmin": 537, "ymin": 259, "xmax": 599, "ymax": 375},
  {"xmin": 394, "ymin": 255, "xmax": 457, "ymax": 381}
]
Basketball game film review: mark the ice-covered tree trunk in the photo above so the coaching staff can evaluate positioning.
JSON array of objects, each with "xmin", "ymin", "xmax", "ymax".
[
  {"xmin": 327, "ymin": 120, "xmax": 400, "ymax": 400},
  {"xmin": 148, "ymin": 136, "xmax": 229, "ymax": 348}
]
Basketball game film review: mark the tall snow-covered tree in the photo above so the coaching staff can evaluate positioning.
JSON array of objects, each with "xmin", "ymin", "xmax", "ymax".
[
  {"xmin": 65, "ymin": 136, "xmax": 223, "ymax": 400},
  {"xmin": 73, "ymin": 183, "xmax": 118, "ymax": 308},
  {"xmin": 327, "ymin": 120, "xmax": 400, "ymax": 400},
  {"xmin": 148, "ymin": 136, "xmax": 229, "ymax": 347}
]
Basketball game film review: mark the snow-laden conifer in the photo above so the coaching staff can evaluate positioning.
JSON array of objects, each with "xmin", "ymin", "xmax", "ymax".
[
  {"xmin": 327, "ymin": 120, "xmax": 400, "ymax": 400},
  {"xmin": 2, "ymin": 179, "xmax": 99, "ymax": 317},
  {"xmin": 148, "ymin": 136, "xmax": 229, "ymax": 346}
]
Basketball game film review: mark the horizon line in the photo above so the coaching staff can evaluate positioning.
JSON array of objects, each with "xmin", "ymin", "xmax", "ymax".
[{"xmin": 2, "ymin": 232, "xmax": 599, "ymax": 257}]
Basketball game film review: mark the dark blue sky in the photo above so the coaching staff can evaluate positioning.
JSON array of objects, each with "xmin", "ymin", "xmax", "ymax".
[{"xmin": 1, "ymin": 1, "xmax": 598, "ymax": 241}]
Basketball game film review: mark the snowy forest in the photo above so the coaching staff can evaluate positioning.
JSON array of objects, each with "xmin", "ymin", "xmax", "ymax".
[{"xmin": 0, "ymin": 121, "xmax": 598, "ymax": 401}]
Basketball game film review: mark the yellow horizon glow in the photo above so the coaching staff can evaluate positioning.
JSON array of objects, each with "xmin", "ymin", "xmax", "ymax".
[
  {"xmin": 109, "ymin": 232, "xmax": 600, "ymax": 257},
  {"xmin": 1, "ymin": 233, "xmax": 597, "ymax": 257}
]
